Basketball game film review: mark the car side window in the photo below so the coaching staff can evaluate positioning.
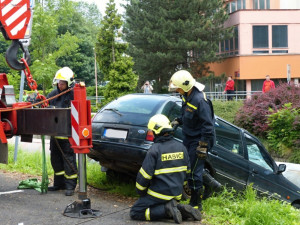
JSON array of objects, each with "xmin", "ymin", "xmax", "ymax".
[
  {"xmin": 215, "ymin": 119, "xmax": 244, "ymax": 156},
  {"xmin": 164, "ymin": 102, "xmax": 181, "ymax": 122},
  {"xmin": 246, "ymin": 136, "xmax": 273, "ymax": 171}
]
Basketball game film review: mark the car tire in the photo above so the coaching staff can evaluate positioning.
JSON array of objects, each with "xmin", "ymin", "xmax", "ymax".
[{"xmin": 292, "ymin": 202, "xmax": 300, "ymax": 209}]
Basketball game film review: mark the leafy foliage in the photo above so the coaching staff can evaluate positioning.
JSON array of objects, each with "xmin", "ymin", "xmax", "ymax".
[
  {"xmin": 235, "ymin": 83, "xmax": 300, "ymax": 137},
  {"xmin": 124, "ymin": 0, "xmax": 232, "ymax": 91},
  {"xmin": 96, "ymin": 0, "xmax": 138, "ymax": 105},
  {"xmin": 267, "ymin": 103, "xmax": 300, "ymax": 162}
]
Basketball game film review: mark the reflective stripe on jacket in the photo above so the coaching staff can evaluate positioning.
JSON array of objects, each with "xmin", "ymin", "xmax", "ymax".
[{"xmin": 136, "ymin": 135, "xmax": 190, "ymax": 200}]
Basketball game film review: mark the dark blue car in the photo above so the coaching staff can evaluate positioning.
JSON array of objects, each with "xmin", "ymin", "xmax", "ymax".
[{"xmin": 89, "ymin": 93, "xmax": 300, "ymax": 208}]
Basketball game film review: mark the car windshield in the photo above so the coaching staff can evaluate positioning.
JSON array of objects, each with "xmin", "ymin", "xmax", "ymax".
[{"xmin": 93, "ymin": 94, "xmax": 167, "ymax": 125}]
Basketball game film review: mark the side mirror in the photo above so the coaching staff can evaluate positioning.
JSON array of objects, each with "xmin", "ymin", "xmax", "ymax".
[{"xmin": 277, "ymin": 164, "xmax": 286, "ymax": 174}]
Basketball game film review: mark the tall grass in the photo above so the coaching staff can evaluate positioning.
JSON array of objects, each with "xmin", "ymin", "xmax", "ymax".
[{"xmin": 203, "ymin": 186, "xmax": 300, "ymax": 225}]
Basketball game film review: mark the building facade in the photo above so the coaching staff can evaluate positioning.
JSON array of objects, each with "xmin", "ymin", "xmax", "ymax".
[{"xmin": 208, "ymin": 0, "xmax": 300, "ymax": 93}]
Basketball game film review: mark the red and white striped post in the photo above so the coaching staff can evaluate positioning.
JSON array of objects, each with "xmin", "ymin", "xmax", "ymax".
[
  {"xmin": 64, "ymin": 82, "xmax": 100, "ymax": 218},
  {"xmin": 69, "ymin": 82, "xmax": 92, "ymax": 199}
]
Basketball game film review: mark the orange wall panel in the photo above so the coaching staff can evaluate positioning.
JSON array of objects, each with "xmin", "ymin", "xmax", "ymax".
[
  {"xmin": 208, "ymin": 55, "xmax": 300, "ymax": 80},
  {"xmin": 208, "ymin": 57, "xmax": 241, "ymax": 77}
]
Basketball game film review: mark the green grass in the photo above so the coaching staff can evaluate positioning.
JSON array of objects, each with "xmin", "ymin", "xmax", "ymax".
[
  {"xmin": 0, "ymin": 144, "xmax": 53, "ymax": 176},
  {"xmin": 213, "ymin": 100, "xmax": 243, "ymax": 124},
  {"xmin": 86, "ymin": 160, "xmax": 137, "ymax": 197},
  {"xmin": 2, "ymin": 145, "xmax": 300, "ymax": 224},
  {"xmin": 202, "ymin": 186, "xmax": 300, "ymax": 225}
]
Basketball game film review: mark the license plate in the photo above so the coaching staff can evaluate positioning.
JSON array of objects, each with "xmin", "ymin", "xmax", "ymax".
[{"xmin": 103, "ymin": 128, "xmax": 128, "ymax": 139}]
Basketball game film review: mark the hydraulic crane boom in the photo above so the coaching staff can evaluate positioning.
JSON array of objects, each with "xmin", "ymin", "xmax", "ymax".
[{"xmin": 0, "ymin": 1, "xmax": 99, "ymax": 218}]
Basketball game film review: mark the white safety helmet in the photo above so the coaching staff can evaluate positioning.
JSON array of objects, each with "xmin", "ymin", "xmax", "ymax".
[
  {"xmin": 53, "ymin": 67, "xmax": 75, "ymax": 87},
  {"xmin": 168, "ymin": 70, "xmax": 196, "ymax": 92}
]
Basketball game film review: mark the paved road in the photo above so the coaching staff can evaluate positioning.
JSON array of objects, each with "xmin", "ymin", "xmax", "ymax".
[{"xmin": 0, "ymin": 171, "xmax": 202, "ymax": 225}]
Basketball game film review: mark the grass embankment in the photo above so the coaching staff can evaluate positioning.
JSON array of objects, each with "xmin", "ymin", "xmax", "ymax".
[
  {"xmin": 1, "ymin": 146, "xmax": 299, "ymax": 225},
  {"xmin": 212, "ymin": 100, "xmax": 243, "ymax": 124}
]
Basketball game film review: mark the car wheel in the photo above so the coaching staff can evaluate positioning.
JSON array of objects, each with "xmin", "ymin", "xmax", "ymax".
[
  {"xmin": 292, "ymin": 202, "xmax": 300, "ymax": 209},
  {"xmin": 106, "ymin": 169, "xmax": 135, "ymax": 183}
]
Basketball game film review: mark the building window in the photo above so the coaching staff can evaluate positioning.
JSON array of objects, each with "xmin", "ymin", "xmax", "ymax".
[
  {"xmin": 253, "ymin": 0, "xmax": 270, "ymax": 9},
  {"xmin": 218, "ymin": 26, "xmax": 239, "ymax": 57},
  {"xmin": 253, "ymin": 25, "xmax": 288, "ymax": 54},
  {"xmin": 228, "ymin": 0, "xmax": 246, "ymax": 13},
  {"xmin": 231, "ymin": 1, "xmax": 236, "ymax": 12},
  {"xmin": 272, "ymin": 25, "xmax": 288, "ymax": 48},
  {"xmin": 253, "ymin": 26, "xmax": 268, "ymax": 48}
]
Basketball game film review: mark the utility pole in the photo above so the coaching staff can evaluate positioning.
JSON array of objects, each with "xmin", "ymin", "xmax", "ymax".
[{"xmin": 94, "ymin": 49, "xmax": 98, "ymax": 105}]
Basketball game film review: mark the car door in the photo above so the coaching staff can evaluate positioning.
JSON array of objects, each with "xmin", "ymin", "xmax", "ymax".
[
  {"xmin": 161, "ymin": 100, "xmax": 184, "ymax": 141},
  {"xmin": 245, "ymin": 133, "xmax": 286, "ymax": 199},
  {"xmin": 208, "ymin": 118, "xmax": 249, "ymax": 190}
]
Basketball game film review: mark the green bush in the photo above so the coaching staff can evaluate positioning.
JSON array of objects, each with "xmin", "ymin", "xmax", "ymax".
[
  {"xmin": 212, "ymin": 101, "xmax": 243, "ymax": 124},
  {"xmin": 267, "ymin": 103, "xmax": 300, "ymax": 163}
]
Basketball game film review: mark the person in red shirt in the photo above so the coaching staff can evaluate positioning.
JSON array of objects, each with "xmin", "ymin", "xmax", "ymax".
[
  {"xmin": 223, "ymin": 76, "xmax": 235, "ymax": 101},
  {"xmin": 262, "ymin": 75, "xmax": 275, "ymax": 93}
]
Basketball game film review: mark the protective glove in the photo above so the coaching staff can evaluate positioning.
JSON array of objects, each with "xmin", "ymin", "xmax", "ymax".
[
  {"xmin": 196, "ymin": 141, "xmax": 208, "ymax": 160},
  {"xmin": 171, "ymin": 120, "xmax": 179, "ymax": 127}
]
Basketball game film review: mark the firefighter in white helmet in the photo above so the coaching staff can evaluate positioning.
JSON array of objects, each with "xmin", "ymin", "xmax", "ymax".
[
  {"xmin": 169, "ymin": 70, "xmax": 221, "ymax": 211},
  {"xmin": 130, "ymin": 114, "xmax": 201, "ymax": 224},
  {"xmin": 47, "ymin": 67, "xmax": 77, "ymax": 196}
]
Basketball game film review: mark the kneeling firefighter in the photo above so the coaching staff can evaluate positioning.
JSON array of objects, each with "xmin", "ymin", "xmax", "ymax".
[
  {"xmin": 169, "ymin": 70, "xmax": 221, "ymax": 211},
  {"xmin": 47, "ymin": 67, "xmax": 77, "ymax": 196},
  {"xmin": 130, "ymin": 114, "xmax": 201, "ymax": 224}
]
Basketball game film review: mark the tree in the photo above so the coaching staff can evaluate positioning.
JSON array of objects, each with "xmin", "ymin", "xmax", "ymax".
[
  {"xmin": 96, "ymin": 0, "xmax": 138, "ymax": 104},
  {"xmin": 124, "ymin": 0, "xmax": 232, "ymax": 92}
]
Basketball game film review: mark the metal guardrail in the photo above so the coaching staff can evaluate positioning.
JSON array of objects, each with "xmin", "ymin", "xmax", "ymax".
[
  {"xmin": 170, "ymin": 91, "xmax": 262, "ymax": 101},
  {"xmin": 87, "ymin": 96, "xmax": 105, "ymax": 106},
  {"xmin": 206, "ymin": 91, "xmax": 262, "ymax": 101},
  {"xmin": 87, "ymin": 91, "xmax": 262, "ymax": 105}
]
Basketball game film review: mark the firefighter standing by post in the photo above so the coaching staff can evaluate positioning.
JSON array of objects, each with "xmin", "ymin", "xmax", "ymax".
[
  {"xmin": 168, "ymin": 70, "xmax": 221, "ymax": 211},
  {"xmin": 47, "ymin": 67, "xmax": 77, "ymax": 196},
  {"xmin": 130, "ymin": 114, "xmax": 201, "ymax": 224}
]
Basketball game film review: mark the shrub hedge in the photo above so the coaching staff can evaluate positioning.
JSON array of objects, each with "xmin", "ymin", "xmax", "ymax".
[{"xmin": 235, "ymin": 83, "xmax": 300, "ymax": 138}]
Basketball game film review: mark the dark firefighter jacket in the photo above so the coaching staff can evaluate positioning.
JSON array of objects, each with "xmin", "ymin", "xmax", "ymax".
[
  {"xmin": 136, "ymin": 135, "xmax": 191, "ymax": 201},
  {"xmin": 177, "ymin": 87, "xmax": 215, "ymax": 147},
  {"xmin": 47, "ymin": 86, "xmax": 73, "ymax": 108}
]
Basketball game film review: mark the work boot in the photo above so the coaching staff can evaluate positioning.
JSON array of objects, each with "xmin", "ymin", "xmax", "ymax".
[
  {"xmin": 48, "ymin": 185, "xmax": 65, "ymax": 191},
  {"xmin": 48, "ymin": 175, "xmax": 65, "ymax": 191},
  {"xmin": 65, "ymin": 189, "xmax": 74, "ymax": 196},
  {"xmin": 165, "ymin": 199, "xmax": 182, "ymax": 224},
  {"xmin": 189, "ymin": 189, "xmax": 203, "ymax": 211},
  {"xmin": 177, "ymin": 204, "xmax": 201, "ymax": 221},
  {"xmin": 203, "ymin": 170, "xmax": 222, "ymax": 200}
]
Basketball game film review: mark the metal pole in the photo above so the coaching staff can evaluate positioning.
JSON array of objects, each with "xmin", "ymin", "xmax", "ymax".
[
  {"xmin": 78, "ymin": 153, "xmax": 87, "ymax": 200},
  {"xmin": 94, "ymin": 50, "xmax": 98, "ymax": 105},
  {"xmin": 14, "ymin": 68, "xmax": 25, "ymax": 162}
]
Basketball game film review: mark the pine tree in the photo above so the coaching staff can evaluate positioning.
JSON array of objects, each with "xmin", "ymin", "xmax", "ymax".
[
  {"xmin": 96, "ymin": 0, "xmax": 137, "ymax": 103},
  {"xmin": 124, "ymin": 0, "xmax": 232, "ymax": 92}
]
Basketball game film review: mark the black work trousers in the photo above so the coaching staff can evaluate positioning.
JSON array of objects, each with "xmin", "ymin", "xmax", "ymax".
[
  {"xmin": 130, "ymin": 195, "xmax": 168, "ymax": 221},
  {"xmin": 50, "ymin": 137, "xmax": 77, "ymax": 190},
  {"xmin": 183, "ymin": 136, "xmax": 205, "ymax": 191}
]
